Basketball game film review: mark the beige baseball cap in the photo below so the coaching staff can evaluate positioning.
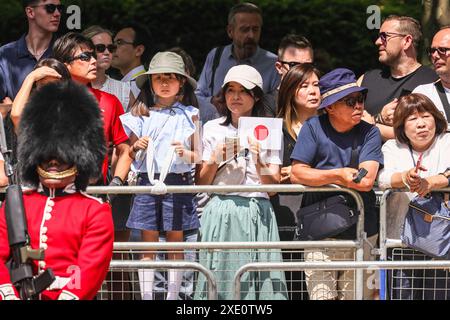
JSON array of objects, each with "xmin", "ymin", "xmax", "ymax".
[{"xmin": 222, "ymin": 65, "xmax": 263, "ymax": 90}]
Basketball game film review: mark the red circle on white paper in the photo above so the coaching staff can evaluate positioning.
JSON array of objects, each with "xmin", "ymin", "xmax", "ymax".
[{"xmin": 254, "ymin": 125, "xmax": 269, "ymax": 141}]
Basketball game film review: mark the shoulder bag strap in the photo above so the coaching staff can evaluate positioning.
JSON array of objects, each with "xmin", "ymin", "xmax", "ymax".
[
  {"xmin": 210, "ymin": 46, "xmax": 225, "ymax": 96},
  {"xmin": 435, "ymin": 81, "xmax": 450, "ymax": 121},
  {"xmin": 349, "ymin": 128, "xmax": 360, "ymax": 169}
]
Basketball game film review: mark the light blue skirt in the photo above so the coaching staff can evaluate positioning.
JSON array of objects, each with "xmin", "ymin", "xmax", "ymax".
[{"xmin": 194, "ymin": 194, "xmax": 288, "ymax": 300}]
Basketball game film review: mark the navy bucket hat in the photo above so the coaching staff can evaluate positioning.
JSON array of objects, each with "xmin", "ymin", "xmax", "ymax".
[{"xmin": 318, "ymin": 68, "xmax": 367, "ymax": 110}]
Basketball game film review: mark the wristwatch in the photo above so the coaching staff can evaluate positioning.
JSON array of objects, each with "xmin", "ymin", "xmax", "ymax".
[{"xmin": 439, "ymin": 168, "xmax": 450, "ymax": 187}]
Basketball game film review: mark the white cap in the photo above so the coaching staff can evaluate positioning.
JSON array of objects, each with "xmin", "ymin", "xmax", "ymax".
[{"xmin": 222, "ymin": 65, "xmax": 263, "ymax": 91}]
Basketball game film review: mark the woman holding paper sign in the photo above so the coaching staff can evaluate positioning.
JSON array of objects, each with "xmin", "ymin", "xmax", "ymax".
[{"xmin": 195, "ymin": 65, "xmax": 288, "ymax": 300}]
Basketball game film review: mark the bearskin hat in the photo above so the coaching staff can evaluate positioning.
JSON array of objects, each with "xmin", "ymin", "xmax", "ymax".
[{"xmin": 18, "ymin": 81, "xmax": 106, "ymax": 190}]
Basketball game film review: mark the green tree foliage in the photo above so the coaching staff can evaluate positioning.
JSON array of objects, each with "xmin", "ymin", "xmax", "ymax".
[{"xmin": 0, "ymin": 0, "xmax": 424, "ymax": 78}]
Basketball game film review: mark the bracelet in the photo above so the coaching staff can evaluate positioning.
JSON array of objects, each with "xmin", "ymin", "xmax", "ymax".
[{"xmin": 109, "ymin": 176, "xmax": 124, "ymax": 186}]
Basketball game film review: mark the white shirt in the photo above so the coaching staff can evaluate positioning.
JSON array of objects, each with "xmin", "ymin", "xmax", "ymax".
[
  {"xmin": 100, "ymin": 75, "xmax": 131, "ymax": 112},
  {"xmin": 121, "ymin": 65, "xmax": 146, "ymax": 100},
  {"xmin": 413, "ymin": 82, "xmax": 450, "ymax": 120},
  {"xmin": 202, "ymin": 117, "xmax": 282, "ymax": 199},
  {"xmin": 377, "ymin": 134, "xmax": 450, "ymax": 239}
]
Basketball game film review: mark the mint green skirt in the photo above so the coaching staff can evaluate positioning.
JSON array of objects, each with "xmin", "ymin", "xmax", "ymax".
[{"xmin": 194, "ymin": 195, "xmax": 288, "ymax": 300}]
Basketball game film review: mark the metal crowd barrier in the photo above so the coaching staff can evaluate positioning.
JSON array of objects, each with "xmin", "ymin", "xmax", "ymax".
[
  {"xmin": 378, "ymin": 187, "xmax": 450, "ymax": 300},
  {"xmin": 109, "ymin": 260, "xmax": 217, "ymax": 300},
  {"xmin": 85, "ymin": 184, "xmax": 367, "ymax": 300},
  {"xmin": 111, "ymin": 242, "xmax": 359, "ymax": 300},
  {"xmin": 234, "ymin": 260, "xmax": 450, "ymax": 300}
]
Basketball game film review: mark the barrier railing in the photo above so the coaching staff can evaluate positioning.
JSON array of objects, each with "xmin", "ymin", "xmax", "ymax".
[
  {"xmin": 109, "ymin": 260, "xmax": 217, "ymax": 300},
  {"xmin": 89, "ymin": 184, "xmax": 365, "ymax": 241},
  {"xmin": 109, "ymin": 242, "xmax": 361, "ymax": 300},
  {"xmin": 89, "ymin": 184, "xmax": 366, "ymax": 300},
  {"xmin": 378, "ymin": 187, "xmax": 450, "ymax": 300},
  {"xmin": 233, "ymin": 260, "xmax": 450, "ymax": 300}
]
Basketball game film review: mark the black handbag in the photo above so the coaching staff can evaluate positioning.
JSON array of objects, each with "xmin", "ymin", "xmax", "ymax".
[
  {"xmin": 294, "ymin": 132, "xmax": 360, "ymax": 241},
  {"xmin": 294, "ymin": 195, "xmax": 359, "ymax": 240}
]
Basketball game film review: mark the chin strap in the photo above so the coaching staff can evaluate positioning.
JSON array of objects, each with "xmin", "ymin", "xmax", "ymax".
[{"xmin": 36, "ymin": 166, "xmax": 77, "ymax": 180}]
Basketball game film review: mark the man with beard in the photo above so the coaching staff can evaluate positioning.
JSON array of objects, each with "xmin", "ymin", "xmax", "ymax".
[
  {"xmin": 359, "ymin": 15, "xmax": 437, "ymax": 140},
  {"xmin": 195, "ymin": 2, "xmax": 279, "ymax": 124},
  {"xmin": 0, "ymin": 0, "xmax": 62, "ymax": 106},
  {"xmin": 413, "ymin": 26, "xmax": 450, "ymax": 123}
]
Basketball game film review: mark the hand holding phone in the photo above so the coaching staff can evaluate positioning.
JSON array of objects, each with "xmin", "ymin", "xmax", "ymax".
[{"xmin": 353, "ymin": 168, "xmax": 368, "ymax": 183}]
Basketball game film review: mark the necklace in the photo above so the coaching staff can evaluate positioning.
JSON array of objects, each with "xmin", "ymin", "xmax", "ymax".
[
  {"xmin": 26, "ymin": 40, "xmax": 48, "ymax": 58},
  {"xmin": 28, "ymin": 46, "xmax": 47, "ymax": 58}
]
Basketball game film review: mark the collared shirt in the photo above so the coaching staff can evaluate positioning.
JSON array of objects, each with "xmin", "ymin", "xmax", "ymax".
[
  {"xmin": 195, "ymin": 44, "xmax": 279, "ymax": 127},
  {"xmin": 0, "ymin": 34, "xmax": 55, "ymax": 100},
  {"xmin": 99, "ymin": 75, "xmax": 131, "ymax": 111},
  {"xmin": 196, "ymin": 44, "xmax": 280, "ymax": 99},
  {"xmin": 121, "ymin": 65, "xmax": 146, "ymax": 100},
  {"xmin": 88, "ymin": 87, "xmax": 128, "ymax": 182},
  {"xmin": 120, "ymin": 102, "xmax": 198, "ymax": 175}
]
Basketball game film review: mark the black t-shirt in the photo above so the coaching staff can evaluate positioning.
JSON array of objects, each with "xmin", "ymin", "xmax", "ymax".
[
  {"xmin": 362, "ymin": 65, "xmax": 438, "ymax": 115},
  {"xmin": 269, "ymin": 125, "xmax": 300, "ymax": 239}
]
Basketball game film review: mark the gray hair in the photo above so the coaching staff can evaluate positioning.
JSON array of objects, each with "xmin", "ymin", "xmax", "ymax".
[{"xmin": 227, "ymin": 2, "xmax": 262, "ymax": 26}]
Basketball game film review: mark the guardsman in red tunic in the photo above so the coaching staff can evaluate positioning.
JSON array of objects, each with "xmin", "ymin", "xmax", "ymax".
[{"xmin": 0, "ymin": 81, "xmax": 114, "ymax": 300}]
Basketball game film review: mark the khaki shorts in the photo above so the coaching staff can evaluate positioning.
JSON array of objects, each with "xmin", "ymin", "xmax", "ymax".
[{"xmin": 304, "ymin": 234, "xmax": 378, "ymax": 300}]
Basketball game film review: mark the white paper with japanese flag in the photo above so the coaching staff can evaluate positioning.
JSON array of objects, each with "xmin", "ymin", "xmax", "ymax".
[{"xmin": 238, "ymin": 117, "xmax": 283, "ymax": 150}]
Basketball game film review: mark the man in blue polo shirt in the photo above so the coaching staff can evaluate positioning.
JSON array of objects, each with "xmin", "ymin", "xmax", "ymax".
[
  {"xmin": 195, "ymin": 2, "xmax": 279, "ymax": 124},
  {"xmin": 0, "ymin": 0, "xmax": 62, "ymax": 105},
  {"xmin": 290, "ymin": 68, "xmax": 383, "ymax": 300}
]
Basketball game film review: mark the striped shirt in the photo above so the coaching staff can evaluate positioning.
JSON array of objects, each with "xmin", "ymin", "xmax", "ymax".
[{"xmin": 100, "ymin": 75, "xmax": 131, "ymax": 111}]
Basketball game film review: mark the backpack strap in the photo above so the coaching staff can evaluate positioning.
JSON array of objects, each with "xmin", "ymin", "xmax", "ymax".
[
  {"xmin": 434, "ymin": 80, "xmax": 450, "ymax": 121},
  {"xmin": 210, "ymin": 46, "xmax": 225, "ymax": 96}
]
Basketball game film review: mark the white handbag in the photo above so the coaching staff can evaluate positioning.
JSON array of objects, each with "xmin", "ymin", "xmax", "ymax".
[{"xmin": 212, "ymin": 149, "xmax": 249, "ymax": 186}]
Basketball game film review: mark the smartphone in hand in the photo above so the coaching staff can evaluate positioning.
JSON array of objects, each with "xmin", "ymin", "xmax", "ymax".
[{"xmin": 353, "ymin": 168, "xmax": 368, "ymax": 183}]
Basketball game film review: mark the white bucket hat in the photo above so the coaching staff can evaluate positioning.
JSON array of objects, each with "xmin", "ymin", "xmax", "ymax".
[
  {"xmin": 135, "ymin": 51, "xmax": 197, "ymax": 90},
  {"xmin": 222, "ymin": 65, "xmax": 263, "ymax": 91}
]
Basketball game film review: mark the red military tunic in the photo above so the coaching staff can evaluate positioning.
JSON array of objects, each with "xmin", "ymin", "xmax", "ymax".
[{"xmin": 0, "ymin": 185, "xmax": 114, "ymax": 300}]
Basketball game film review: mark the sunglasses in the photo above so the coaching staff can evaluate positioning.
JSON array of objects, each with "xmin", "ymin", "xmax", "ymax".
[
  {"xmin": 279, "ymin": 60, "xmax": 302, "ymax": 68},
  {"xmin": 378, "ymin": 31, "xmax": 406, "ymax": 44},
  {"xmin": 69, "ymin": 51, "xmax": 96, "ymax": 63},
  {"xmin": 427, "ymin": 46, "xmax": 450, "ymax": 56},
  {"xmin": 114, "ymin": 39, "xmax": 135, "ymax": 46},
  {"xmin": 95, "ymin": 44, "xmax": 117, "ymax": 54},
  {"xmin": 339, "ymin": 93, "xmax": 365, "ymax": 108},
  {"xmin": 31, "ymin": 4, "xmax": 65, "ymax": 14}
]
